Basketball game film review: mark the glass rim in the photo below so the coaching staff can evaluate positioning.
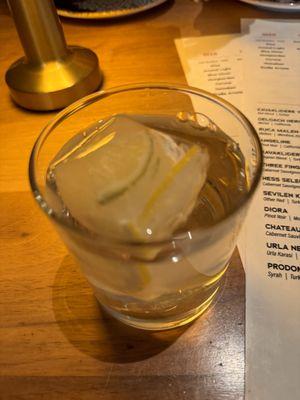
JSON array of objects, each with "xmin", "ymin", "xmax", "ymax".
[{"xmin": 29, "ymin": 82, "xmax": 263, "ymax": 247}]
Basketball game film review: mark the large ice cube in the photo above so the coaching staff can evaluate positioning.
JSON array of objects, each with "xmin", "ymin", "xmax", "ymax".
[{"xmin": 51, "ymin": 115, "xmax": 209, "ymax": 241}]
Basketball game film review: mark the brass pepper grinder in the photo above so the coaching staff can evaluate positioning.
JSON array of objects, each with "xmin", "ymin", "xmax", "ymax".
[{"xmin": 5, "ymin": 0, "xmax": 102, "ymax": 111}]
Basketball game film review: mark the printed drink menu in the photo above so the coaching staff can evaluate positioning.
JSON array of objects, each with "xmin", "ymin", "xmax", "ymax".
[{"xmin": 175, "ymin": 19, "xmax": 300, "ymax": 400}]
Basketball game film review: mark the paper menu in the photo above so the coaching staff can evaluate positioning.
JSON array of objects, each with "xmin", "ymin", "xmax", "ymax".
[
  {"xmin": 175, "ymin": 19, "xmax": 300, "ymax": 400},
  {"xmin": 239, "ymin": 19, "xmax": 300, "ymax": 400},
  {"xmin": 175, "ymin": 35, "xmax": 245, "ymax": 107}
]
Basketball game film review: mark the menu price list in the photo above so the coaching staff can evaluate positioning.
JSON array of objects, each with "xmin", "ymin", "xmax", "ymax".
[
  {"xmin": 175, "ymin": 18, "xmax": 300, "ymax": 400},
  {"xmin": 252, "ymin": 102, "xmax": 300, "ymax": 283}
]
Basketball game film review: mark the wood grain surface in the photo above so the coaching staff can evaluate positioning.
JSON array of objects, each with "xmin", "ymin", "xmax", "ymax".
[{"xmin": 0, "ymin": 0, "xmax": 296, "ymax": 398}]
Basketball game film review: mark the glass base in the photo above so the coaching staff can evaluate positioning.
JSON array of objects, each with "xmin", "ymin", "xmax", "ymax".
[{"xmin": 97, "ymin": 286, "xmax": 220, "ymax": 331}]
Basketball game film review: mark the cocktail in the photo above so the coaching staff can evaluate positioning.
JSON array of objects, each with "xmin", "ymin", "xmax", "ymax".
[{"xmin": 29, "ymin": 84, "xmax": 262, "ymax": 330}]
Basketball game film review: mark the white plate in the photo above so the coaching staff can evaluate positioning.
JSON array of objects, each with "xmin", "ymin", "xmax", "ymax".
[{"xmin": 238, "ymin": 0, "xmax": 300, "ymax": 12}]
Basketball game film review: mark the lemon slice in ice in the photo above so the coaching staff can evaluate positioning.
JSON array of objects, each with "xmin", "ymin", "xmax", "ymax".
[
  {"xmin": 53, "ymin": 115, "xmax": 209, "ymax": 242},
  {"xmin": 133, "ymin": 144, "xmax": 209, "ymax": 240}
]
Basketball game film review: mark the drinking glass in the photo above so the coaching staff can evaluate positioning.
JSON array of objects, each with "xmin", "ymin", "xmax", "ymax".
[{"xmin": 29, "ymin": 83, "xmax": 263, "ymax": 330}]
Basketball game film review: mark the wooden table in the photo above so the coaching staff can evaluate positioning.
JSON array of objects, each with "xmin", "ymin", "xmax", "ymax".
[{"xmin": 0, "ymin": 1, "xmax": 296, "ymax": 398}]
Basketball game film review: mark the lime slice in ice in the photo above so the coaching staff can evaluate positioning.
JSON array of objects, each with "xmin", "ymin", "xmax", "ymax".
[
  {"xmin": 87, "ymin": 117, "xmax": 154, "ymax": 204},
  {"xmin": 54, "ymin": 115, "xmax": 209, "ymax": 243},
  {"xmin": 55, "ymin": 116, "xmax": 154, "ymax": 215}
]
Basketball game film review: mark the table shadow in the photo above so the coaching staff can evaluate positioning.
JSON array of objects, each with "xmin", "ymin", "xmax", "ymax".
[{"xmin": 52, "ymin": 254, "xmax": 188, "ymax": 363}]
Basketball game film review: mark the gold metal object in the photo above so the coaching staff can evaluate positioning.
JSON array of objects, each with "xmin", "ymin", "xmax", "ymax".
[
  {"xmin": 56, "ymin": 0, "xmax": 168, "ymax": 20},
  {"xmin": 5, "ymin": 0, "xmax": 102, "ymax": 111}
]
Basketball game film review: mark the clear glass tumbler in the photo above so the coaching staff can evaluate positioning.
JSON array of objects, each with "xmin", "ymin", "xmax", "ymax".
[{"xmin": 29, "ymin": 84, "xmax": 263, "ymax": 330}]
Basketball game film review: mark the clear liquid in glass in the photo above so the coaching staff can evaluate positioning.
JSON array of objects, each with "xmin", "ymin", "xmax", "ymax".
[{"xmin": 46, "ymin": 113, "xmax": 249, "ymax": 329}]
